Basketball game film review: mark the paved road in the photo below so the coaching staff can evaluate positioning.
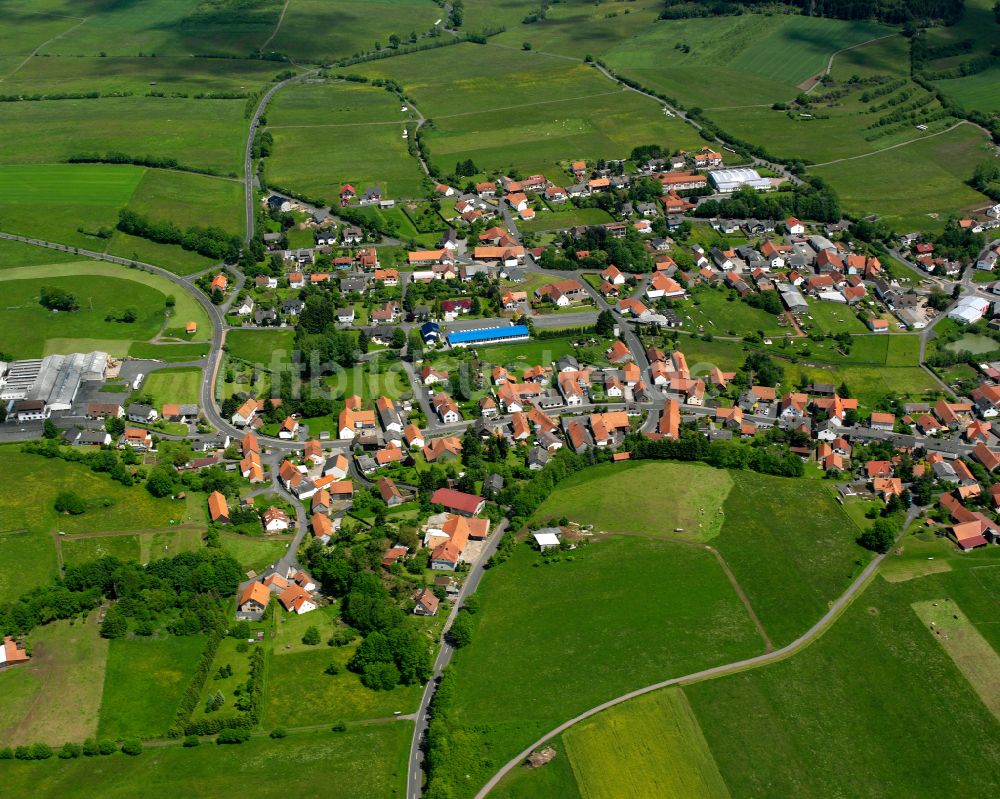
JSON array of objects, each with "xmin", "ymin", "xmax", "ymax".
[
  {"xmin": 244, "ymin": 69, "xmax": 319, "ymax": 243},
  {"xmin": 407, "ymin": 517, "xmax": 509, "ymax": 799},
  {"xmin": 473, "ymin": 506, "xmax": 919, "ymax": 798}
]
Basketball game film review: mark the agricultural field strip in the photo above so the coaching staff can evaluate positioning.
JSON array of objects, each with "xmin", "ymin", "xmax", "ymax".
[
  {"xmin": 912, "ymin": 599, "xmax": 1000, "ymax": 720},
  {"xmin": 811, "ymin": 120, "xmax": 971, "ymax": 167},
  {"xmin": 267, "ymin": 87, "xmax": 626, "ymax": 129},
  {"xmin": 474, "ymin": 536, "xmax": 896, "ymax": 798}
]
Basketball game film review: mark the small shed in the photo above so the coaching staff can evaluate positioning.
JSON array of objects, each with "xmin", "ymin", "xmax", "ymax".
[{"xmin": 532, "ymin": 529, "xmax": 561, "ymax": 551}]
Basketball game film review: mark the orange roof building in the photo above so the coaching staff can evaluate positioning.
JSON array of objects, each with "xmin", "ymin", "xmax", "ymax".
[{"xmin": 208, "ymin": 491, "xmax": 230, "ymax": 523}]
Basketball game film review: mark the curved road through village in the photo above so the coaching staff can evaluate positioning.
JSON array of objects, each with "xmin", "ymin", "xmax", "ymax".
[{"xmin": 1, "ymin": 55, "xmax": 993, "ymax": 798}]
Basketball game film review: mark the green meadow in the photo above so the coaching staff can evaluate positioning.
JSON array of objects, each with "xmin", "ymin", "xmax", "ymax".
[
  {"xmin": 562, "ymin": 689, "xmax": 730, "ymax": 799},
  {"xmin": 532, "ymin": 460, "xmax": 734, "ymax": 542},
  {"xmin": 604, "ymin": 15, "xmax": 893, "ymax": 108},
  {"xmin": 687, "ymin": 573, "xmax": 1000, "ymax": 798},
  {"xmin": 98, "ymin": 636, "xmax": 208, "ymax": 740},
  {"xmin": 0, "ymin": 616, "xmax": 109, "ymax": 747},
  {"xmin": 0, "ymin": 723, "xmax": 412, "ymax": 798},
  {"xmin": 0, "ymin": 163, "xmax": 143, "ymax": 248},
  {"xmin": 0, "ymin": 98, "xmax": 247, "ymax": 176},
  {"xmin": 436, "ymin": 535, "xmax": 763, "ymax": 795},
  {"xmin": 0, "ymin": 274, "xmax": 166, "ymax": 358},
  {"xmin": 713, "ymin": 471, "xmax": 871, "ymax": 648},
  {"xmin": 1, "ymin": 56, "xmax": 283, "ymax": 96},
  {"xmin": 225, "ymin": 328, "xmax": 295, "ymax": 367},
  {"xmin": 812, "ymin": 122, "xmax": 992, "ymax": 232},
  {"xmin": 38, "ymin": 0, "xmax": 284, "ymax": 58},
  {"xmin": 142, "ymin": 367, "xmax": 203, "ymax": 406},
  {"xmin": 0, "ymin": 261, "xmax": 210, "ymax": 357},
  {"xmin": 270, "ymin": 0, "xmax": 440, "ymax": 63},
  {"xmin": 0, "ymin": 443, "xmax": 202, "ymax": 602},
  {"xmin": 266, "ymin": 80, "xmax": 425, "ymax": 200}
]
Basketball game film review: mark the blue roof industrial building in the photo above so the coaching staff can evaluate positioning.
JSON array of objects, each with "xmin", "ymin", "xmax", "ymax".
[{"xmin": 446, "ymin": 325, "xmax": 530, "ymax": 348}]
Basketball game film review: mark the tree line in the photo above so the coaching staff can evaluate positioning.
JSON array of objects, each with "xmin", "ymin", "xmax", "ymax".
[{"xmin": 117, "ymin": 208, "xmax": 242, "ymax": 261}]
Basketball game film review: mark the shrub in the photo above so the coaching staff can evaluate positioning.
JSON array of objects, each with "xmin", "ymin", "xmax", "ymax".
[
  {"xmin": 54, "ymin": 490, "xmax": 87, "ymax": 515},
  {"xmin": 216, "ymin": 728, "xmax": 251, "ymax": 744},
  {"xmin": 98, "ymin": 739, "xmax": 117, "ymax": 755},
  {"xmin": 121, "ymin": 738, "xmax": 143, "ymax": 756},
  {"xmin": 301, "ymin": 626, "xmax": 321, "ymax": 646},
  {"xmin": 270, "ymin": 727, "xmax": 287, "ymax": 739},
  {"xmin": 59, "ymin": 742, "xmax": 82, "ymax": 759},
  {"xmin": 324, "ymin": 662, "xmax": 342, "ymax": 675},
  {"xmin": 331, "ymin": 721, "xmax": 347, "ymax": 732},
  {"xmin": 30, "ymin": 742, "xmax": 53, "ymax": 760},
  {"xmin": 0, "ymin": 747, "xmax": 13, "ymax": 760},
  {"xmin": 183, "ymin": 735, "xmax": 200, "ymax": 747}
]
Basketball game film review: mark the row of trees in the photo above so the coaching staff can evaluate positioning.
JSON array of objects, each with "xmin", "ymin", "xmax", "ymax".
[{"xmin": 117, "ymin": 209, "xmax": 242, "ymax": 261}]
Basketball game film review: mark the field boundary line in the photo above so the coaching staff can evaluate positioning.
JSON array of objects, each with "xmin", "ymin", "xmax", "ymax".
[
  {"xmin": 472, "ymin": 512, "xmax": 909, "ymax": 799},
  {"xmin": 810, "ymin": 121, "xmax": 968, "ymax": 167},
  {"xmin": 435, "ymin": 88, "xmax": 625, "ymax": 120}
]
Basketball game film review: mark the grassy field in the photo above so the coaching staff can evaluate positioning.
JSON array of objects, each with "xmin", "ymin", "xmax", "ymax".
[
  {"xmin": 143, "ymin": 367, "xmax": 203, "ymax": 406},
  {"xmin": 687, "ymin": 574, "xmax": 1000, "ymax": 797},
  {"xmin": 438, "ymin": 535, "xmax": 763, "ymax": 795},
  {"xmin": 0, "ymin": 239, "xmax": 78, "ymax": 268},
  {"xmin": 812, "ymin": 123, "xmax": 992, "ymax": 232},
  {"xmin": 356, "ymin": 45, "xmax": 702, "ymax": 180},
  {"xmin": 0, "ymin": 261, "xmax": 212, "ymax": 358},
  {"xmin": 681, "ymin": 288, "xmax": 789, "ymax": 337},
  {"xmin": 517, "ymin": 206, "xmax": 613, "ymax": 233},
  {"xmin": 912, "ymin": 598, "xmax": 1000, "ymax": 720},
  {"xmin": 532, "ymin": 461, "xmax": 734, "ymax": 542},
  {"xmin": 0, "ymin": 273, "xmax": 166, "ymax": 358},
  {"xmin": 424, "ymin": 84, "xmax": 702, "ymax": 181},
  {"xmin": 0, "ymin": 723, "xmax": 412, "ymax": 798},
  {"xmin": 490, "ymin": 0, "xmax": 665, "ymax": 58},
  {"xmin": 0, "ymin": 443, "xmax": 201, "ymax": 602},
  {"xmin": 219, "ymin": 533, "xmax": 289, "ymax": 573},
  {"xmin": 106, "ymin": 230, "xmax": 219, "ymax": 275},
  {"xmin": 62, "ymin": 534, "xmax": 141, "ymax": 568},
  {"xmin": 270, "ymin": 0, "xmax": 440, "ymax": 63},
  {"xmin": 264, "ymin": 644, "xmax": 424, "ymax": 727},
  {"xmin": 129, "ymin": 341, "xmax": 211, "ymax": 361},
  {"xmin": 925, "ymin": 0, "xmax": 1000, "ymax": 114},
  {"xmin": 713, "ymin": 470, "xmax": 871, "ymax": 648},
  {"xmin": 0, "ymin": 163, "xmax": 144, "ymax": 248},
  {"xmin": 266, "ymin": 79, "xmax": 425, "ymax": 200},
  {"xmin": 562, "ymin": 688, "xmax": 730, "ymax": 799},
  {"xmin": 936, "ymin": 65, "xmax": 1000, "ymax": 113},
  {"xmin": 0, "ymin": 530, "xmax": 58, "ymax": 604},
  {"xmin": 604, "ymin": 15, "xmax": 893, "ymax": 108},
  {"xmin": 123, "ymin": 170, "xmax": 244, "ymax": 233},
  {"xmin": 225, "ymin": 328, "xmax": 295, "ymax": 369},
  {"xmin": 829, "ymin": 30, "xmax": 910, "ymax": 81},
  {"xmin": 0, "ymin": 615, "xmax": 109, "ymax": 747},
  {"xmin": 0, "ymin": 98, "xmax": 246, "ymax": 176},
  {"xmin": 491, "ymin": 733, "xmax": 582, "ymax": 799},
  {"xmin": 1, "ymin": 56, "xmax": 283, "ymax": 96},
  {"xmin": 38, "ymin": 0, "xmax": 283, "ymax": 58},
  {"xmin": 98, "ymin": 636, "xmax": 207, "ymax": 739}
]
